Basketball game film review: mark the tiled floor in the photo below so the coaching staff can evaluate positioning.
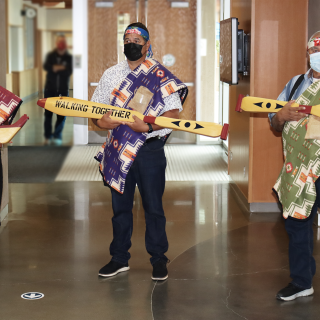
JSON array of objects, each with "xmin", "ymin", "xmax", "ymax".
[
  {"xmin": 1, "ymin": 181, "xmax": 320, "ymax": 319},
  {"xmin": 55, "ymin": 145, "xmax": 229, "ymax": 182}
]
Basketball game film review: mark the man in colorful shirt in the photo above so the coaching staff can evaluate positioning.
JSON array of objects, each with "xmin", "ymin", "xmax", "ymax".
[
  {"xmin": 269, "ymin": 31, "xmax": 320, "ymax": 301},
  {"xmin": 91, "ymin": 22, "xmax": 188, "ymax": 281}
]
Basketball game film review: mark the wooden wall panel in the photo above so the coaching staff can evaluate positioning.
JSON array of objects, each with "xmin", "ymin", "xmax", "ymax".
[
  {"xmin": 88, "ymin": 0, "xmax": 137, "ymax": 131},
  {"xmin": 87, "ymin": 0, "xmax": 196, "ymax": 132},
  {"xmin": 228, "ymin": 0, "xmax": 252, "ymax": 199},
  {"xmin": 249, "ymin": 0, "xmax": 308, "ymax": 203},
  {"xmin": 229, "ymin": 0, "xmax": 308, "ymax": 204},
  {"xmin": 147, "ymin": 0, "xmax": 196, "ymax": 121}
]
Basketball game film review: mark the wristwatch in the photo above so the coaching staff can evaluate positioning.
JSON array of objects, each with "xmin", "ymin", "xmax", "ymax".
[{"xmin": 147, "ymin": 123, "xmax": 153, "ymax": 133}]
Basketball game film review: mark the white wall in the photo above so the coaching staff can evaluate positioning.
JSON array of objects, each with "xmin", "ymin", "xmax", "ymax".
[
  {"xmin": 46, "ymin": 9, "xmax": 72, "ymax": 31},
  {"xmin": 8, "ymin": 26, "xmax": 24, "ymax": 72},
  {"xmin": 8, "ymin": 0, "xmax": 24, "ymax": 26},
  {"xmin": 72, "ymin": 0, "xmax": 88, "ymax": 145}
]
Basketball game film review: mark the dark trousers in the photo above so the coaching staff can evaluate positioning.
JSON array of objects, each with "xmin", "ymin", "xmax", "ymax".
[
  {"xmin": 285, "ymin": 179, "xmax": 320, "ymax": 289},
  {"xmin": 44, "ymin": 90, "xmax": 67, "ymax": 140},
  {"xmin": 110, "ymin": 138, "xmax": 168, "ymax": 265}
]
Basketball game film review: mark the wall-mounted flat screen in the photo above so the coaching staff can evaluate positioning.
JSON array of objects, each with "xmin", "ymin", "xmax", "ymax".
[{"xmin": 220, "ymin": 17, "xmax": 238, "ymax": 85}]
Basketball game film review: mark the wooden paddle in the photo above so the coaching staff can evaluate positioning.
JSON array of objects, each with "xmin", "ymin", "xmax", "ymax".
[
  {"xmin": 235, "ymin": 94, "xmax": 317, "ymax": 116},
  {"xmin": 37, "ymin": 97, "xmax": 229, "ymax": 140},
  {"xmin": 0, "ymin": 114, "xmax": 29, "ymax": 144}
]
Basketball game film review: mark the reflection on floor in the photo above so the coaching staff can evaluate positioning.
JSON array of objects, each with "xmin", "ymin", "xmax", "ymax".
[
  {"xmin": 11, "ymin": 97, "xmax": 73, "ymax": 146},
  {"xmin": 1, "ymin": 181, "xmax": 320, "ymax": 319}
]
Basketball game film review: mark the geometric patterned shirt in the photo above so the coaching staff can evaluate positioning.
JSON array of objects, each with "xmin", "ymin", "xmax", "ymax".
[{"xmin": 91, "ymin": 60, "xmax": 183, "ymax": 139}]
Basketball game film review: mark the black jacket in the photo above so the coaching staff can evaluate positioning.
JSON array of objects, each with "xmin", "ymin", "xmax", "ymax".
[{"xmin": 43, "ymin": 50, "xmax": 72, "ymax": 95}]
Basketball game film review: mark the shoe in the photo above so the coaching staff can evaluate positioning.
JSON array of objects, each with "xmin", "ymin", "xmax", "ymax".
[
  {"xmin": 52, "ymin": 138, "xmax": 62, "ymax": 146},
  {"xmin": 152, "ymin": 260, "xmax": 169, "ymax": 281},
  {"xmin": 276, "ymin": 283, "xmax": 314, "ymax": 301},
  {"xmin": 44, "ymin": 138, "xmax": 51, "ymax": 146},
  {"xmin": 98, "ymin": 260, "xmax": 130, "ymax": 277}
]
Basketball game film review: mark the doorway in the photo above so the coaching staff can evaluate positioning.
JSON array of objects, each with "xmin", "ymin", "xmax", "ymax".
[
  {"xmin": 6, "ymin": 1, "xmax": 73, "ymax": 146},
  {"xmin": 88, "ymin": 0, "xmax": 221, "ymax": 145}
]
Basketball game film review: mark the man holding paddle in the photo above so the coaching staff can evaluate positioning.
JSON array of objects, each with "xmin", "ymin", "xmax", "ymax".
[
  {"xmin": 91, "ymin": 22, "xmax": 188, "ymax": 281},
  {"xmin": 269, "ymin": 31, "xmax": 320, "ymax": 301}
]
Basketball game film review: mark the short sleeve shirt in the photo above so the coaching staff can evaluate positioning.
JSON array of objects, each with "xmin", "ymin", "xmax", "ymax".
[{"xmin": 91, "ymin": 60, "xmax": 183, "ymax": 139}]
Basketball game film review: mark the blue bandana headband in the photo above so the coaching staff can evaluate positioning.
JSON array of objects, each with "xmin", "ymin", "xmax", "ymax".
[{"xmin": 124, "ymin": 26, "xmax": 153, "ymax": 58}]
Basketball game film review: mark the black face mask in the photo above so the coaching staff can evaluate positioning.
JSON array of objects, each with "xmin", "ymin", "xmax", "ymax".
[{"xmin": 124, "ymin": 43, "xmax": 145, "ymax": 61}]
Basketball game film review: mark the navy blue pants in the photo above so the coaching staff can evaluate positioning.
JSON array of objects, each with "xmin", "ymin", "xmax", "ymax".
[
  {"xmin": 285, "ymin": 179, "xmax": 320, "ymax": 289},
  {"xmin": 110, "ymin": 138, "xmax": 169, "ymax": 265},
  {"xmin": 44, "ymin": 90, "xmax": 67, "ymax": 140}
]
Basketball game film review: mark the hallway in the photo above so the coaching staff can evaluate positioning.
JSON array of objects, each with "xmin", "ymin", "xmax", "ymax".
[{"xmin": 11, "ymin": 97, "xmax": 73, "ymax": 147}]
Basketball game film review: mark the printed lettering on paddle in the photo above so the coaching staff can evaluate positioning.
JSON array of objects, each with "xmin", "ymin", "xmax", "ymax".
[{"xmin": 54, "ymin": 100, "xmax": 132, "ymax": 119}]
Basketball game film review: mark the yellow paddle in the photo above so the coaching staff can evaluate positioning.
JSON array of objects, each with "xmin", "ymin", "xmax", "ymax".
[
  {"xmin": 235, "ymin": 94, "xmax": 315, "ymax": 115},
  {"xmin": 37, "ymin": 97, "xmax": 229, "ymax": 140},
  {"xmin": 0, "ymin": 114, "xmax": 29, "ymax": 144}
]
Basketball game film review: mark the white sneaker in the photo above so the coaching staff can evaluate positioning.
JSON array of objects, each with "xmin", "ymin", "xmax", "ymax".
[{"xmin": 52, "ymin": 138, "xmax": 62, "ymax": 146}]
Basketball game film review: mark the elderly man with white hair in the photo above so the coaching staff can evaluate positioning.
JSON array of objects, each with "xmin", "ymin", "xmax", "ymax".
[{"xmin": 269, "ymin": 31, "xmax": 320, "ymax": 301}]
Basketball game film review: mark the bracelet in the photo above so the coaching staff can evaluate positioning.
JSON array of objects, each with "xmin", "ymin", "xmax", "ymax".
[{"xmin": 147, "ymin": 123, "xmax": 153, "ymax": 133}]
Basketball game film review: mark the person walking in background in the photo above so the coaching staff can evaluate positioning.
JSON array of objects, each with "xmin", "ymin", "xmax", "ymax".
[{"xmin": 43, "ymin": 35, "xmax": 72, "ymax": 146}]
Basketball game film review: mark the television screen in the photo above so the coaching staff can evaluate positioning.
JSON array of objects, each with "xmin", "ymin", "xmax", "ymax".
[{"xmin": 220, "ymin": 17, "xmax": 238, "ymax": 85}]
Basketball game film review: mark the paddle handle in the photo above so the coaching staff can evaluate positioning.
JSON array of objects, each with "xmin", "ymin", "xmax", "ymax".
[{"xmin": 236, "ymin": 94, "xmax": 244, "ymax": 112}]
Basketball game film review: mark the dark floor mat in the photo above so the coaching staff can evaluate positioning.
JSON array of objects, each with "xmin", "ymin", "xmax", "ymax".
[{"xmin": 8, "ymin": 146, "xmax": 71, "ymax": 183}]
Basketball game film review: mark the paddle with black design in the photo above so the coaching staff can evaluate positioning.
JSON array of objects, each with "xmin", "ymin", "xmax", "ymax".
[
  {"xmin": 235, "ymin": 94, "xmax": 318, "ymax": 116},
  {"xmin": 37, "ymin": 97, "xmax": 229, "ymax": 140}
]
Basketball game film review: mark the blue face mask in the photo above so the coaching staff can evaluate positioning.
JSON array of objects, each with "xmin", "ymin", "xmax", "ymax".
[{"xmin": 310, "ymin": 51, "xmax": 320, "ymax": 73}]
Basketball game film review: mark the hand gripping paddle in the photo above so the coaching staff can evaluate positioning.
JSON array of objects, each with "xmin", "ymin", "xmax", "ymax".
[
  {"xmin": 235, "ymin": 94, "xmax": 316, "ymax": 116},
  {"xmin": 37, "ymin": 97, "xmax": 229, "ymax": 140}
]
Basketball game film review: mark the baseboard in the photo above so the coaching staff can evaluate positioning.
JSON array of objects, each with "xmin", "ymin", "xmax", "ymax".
[
  {"xmin": 230, "ymin": 181, "xmax": 281, "ymax": 213},
  {"xmin": 249, "ymin": 202, "xmax": 281, "ymax": 213},
  {"xmin": 0, "ymin": 204, "xmax": 8, "ymax": 226}
]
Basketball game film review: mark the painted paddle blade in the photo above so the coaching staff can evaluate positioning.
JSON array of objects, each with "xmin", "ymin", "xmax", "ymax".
[
  {"xmin": 0, "ymin": 114, "xmax": 29, "ymax": 144},
  {"xmin": 240, "ymin": 96, "xmax": 286, "ymax": 113},
  {"xmin": 38, "ymin": 97, "xmax": 139, "ymax": 122},
  {"xmin": 154, "ymin": 117, "xmax": 224, "ymax": 138},
  {"xmin": 238, "ymin": 95, "xmax": 320, "ymax": 117},
  {"xmin": 37, "ymin": 97, "xmax": 227, "ymax": 138}
]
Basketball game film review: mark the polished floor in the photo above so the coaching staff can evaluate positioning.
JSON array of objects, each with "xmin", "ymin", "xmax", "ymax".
[{"xmin": 1, "ymin": 180, "xmax": 320, "ymax": 319}]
